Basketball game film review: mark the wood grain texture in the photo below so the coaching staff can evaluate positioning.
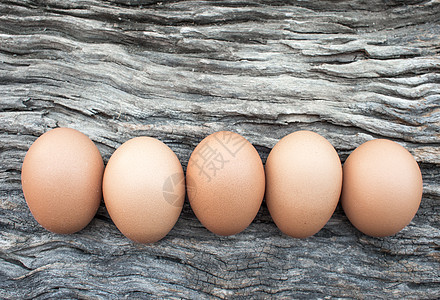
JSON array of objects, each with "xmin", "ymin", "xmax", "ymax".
[{"xmin": 0, "ymin": 0, "xmax": 439, "ymax": 298}]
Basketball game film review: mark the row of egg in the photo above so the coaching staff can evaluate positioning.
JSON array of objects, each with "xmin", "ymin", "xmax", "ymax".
[{"xmin": 21, "ymin": 128, "xmax": 423, "ymax": 242}]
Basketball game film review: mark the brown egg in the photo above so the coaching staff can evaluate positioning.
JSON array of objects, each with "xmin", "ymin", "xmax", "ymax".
[
  {"xmin": 265, "ymin": 130, "xmax": 342, "ymax": 238},
  {"xmin": 186, "ymin": 131, "xmax": 265, "ymax": 236},
  {"xmin": 103, "ymin": 137, "xmax": 185, "ymax": 243},
  {"xmin": 341, "ymin": 139, "xmax": 423, "ymax": 237},
  {"xmin": 21, "ymin": 128, "xmax": 104, "ymax": 234}
]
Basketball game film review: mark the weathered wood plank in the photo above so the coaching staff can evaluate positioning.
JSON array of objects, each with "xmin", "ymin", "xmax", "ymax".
[{"xmin": 0, "ymin": 0, "xmax": 439, "ymax": 298}]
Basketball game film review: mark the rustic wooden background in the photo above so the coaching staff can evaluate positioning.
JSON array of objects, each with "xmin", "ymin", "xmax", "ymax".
[{"xmin": 1, "ymin": 0, "xmax": 439, "ymax": 298}]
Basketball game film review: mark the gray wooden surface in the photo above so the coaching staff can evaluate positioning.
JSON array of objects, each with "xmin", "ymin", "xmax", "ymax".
[{"xmin": 1, "ymin": 0, "xmax": 439, "ymax": 298}]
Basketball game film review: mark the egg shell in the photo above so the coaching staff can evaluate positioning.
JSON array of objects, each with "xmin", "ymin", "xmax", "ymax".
[
  {"xmin": 265, "ymin": 130, "xmax": 342, "ymax": 238},
  {"xmin": 21, "ymin": 127, "xmax": 104, "ymax": 234},
  {"xmin": 186, "ymin": 131, "xmax": 265, "ymax": 236},
  {"xmin": 103, "ymin": 137, "xmax": 185, "ymax": 243},
  {"xmin": 341, "ymin": 139, "xmax": 423, "ymax": 237}
]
